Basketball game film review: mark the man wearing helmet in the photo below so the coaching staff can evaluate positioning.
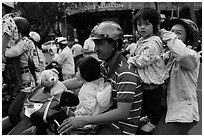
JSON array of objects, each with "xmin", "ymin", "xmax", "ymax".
[
  {"xmin": 5, "ymin": 17, "xmax": 37, "ymax": 128},
  {"xmin": 53, "ymin": 37, "xmax": 75, "ymax": 80},
  {"xmin": 58, "ymin": 21, "xmax": 142, "ymax": 135},
  {"xmin": 153, "ymin": 18, "xmax": 201, "ymax": 135}
]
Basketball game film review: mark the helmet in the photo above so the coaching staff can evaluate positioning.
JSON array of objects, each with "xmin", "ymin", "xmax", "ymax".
[
  {"xmin": 169, "ymin": 18, "xmax": 199, "ymax": 46},
  {"xmin": 91, "ymin": 21, "xmax": 123, "ymax": 41},
  {"xmin": 3, "ymin": 2, "xmax": 14, "ymax": 9},
  {"xmin": 13, "ymin": 17, "xmax": 30, "ymax": 36},
  {"xmin": 29, "ymin": 31, "xmax": 41, "ymax": 42},
  {"xmin": 55, "ymin": 37, "xmax": 67, "ymax": 45}
]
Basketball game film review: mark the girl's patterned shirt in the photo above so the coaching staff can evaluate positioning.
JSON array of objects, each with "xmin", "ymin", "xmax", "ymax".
[
  {"xmin": 128, "ymin": 36, "xmax": 166, "ymax": 85},
  {"xmin": 2, "ymin": 14, "xmax": 19, "ymax": 48}
]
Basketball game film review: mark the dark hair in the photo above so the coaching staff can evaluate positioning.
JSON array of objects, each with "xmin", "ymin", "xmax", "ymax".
[
  {"xmin": 3, "ymin": 3, "xmax": 13, "ymax": 13},
  {"xmin": 78, "ymin": 57, "xmax": 101, "ymax": 82},
  {"xmin": 133, "ymin": 8, "xmax": 161, "ymax": 34},
  {"xmin": 13, "ymin": 17, "xmax": 30, "ymax": 37}
]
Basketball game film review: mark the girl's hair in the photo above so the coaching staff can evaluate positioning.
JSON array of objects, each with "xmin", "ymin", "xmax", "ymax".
[
  {"xmin": 78, "ymin": 56, "xmax": 101, "ymax": 82},
  {"xmin": 133, "ymin": 8, "xmax": 161, "ymax": 34}
]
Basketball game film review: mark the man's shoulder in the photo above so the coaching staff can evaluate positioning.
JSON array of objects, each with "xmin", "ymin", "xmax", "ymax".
[{"xmin": 118, "ymin": 60, "xmax": 139, "ymax": 76}]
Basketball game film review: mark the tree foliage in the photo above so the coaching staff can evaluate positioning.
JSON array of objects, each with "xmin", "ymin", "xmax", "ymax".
[{"xmin": 14, "ymin": 2, "xmax": 65, "ymax": 42}]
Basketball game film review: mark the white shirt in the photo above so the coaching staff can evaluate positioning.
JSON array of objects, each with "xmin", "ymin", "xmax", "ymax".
[
  {"xmin": 83, "ymin": 37, "xmax": 95, "ymax": 51},
  {"xmin": 53, "ymin": 46, "xmax": 75, "ymax": 75},
  {"xmin": 83, "ymin": 37, "xmax": 100, "ymax": 61},
  {"xmin": 71, "ymin": 43, "xmax": 83, "ymax": 57}
]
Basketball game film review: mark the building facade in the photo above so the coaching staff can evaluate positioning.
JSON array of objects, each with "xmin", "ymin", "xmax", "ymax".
[{"xmin": 59, "ymin": 2, "xmax": 202, "ymax": 44}]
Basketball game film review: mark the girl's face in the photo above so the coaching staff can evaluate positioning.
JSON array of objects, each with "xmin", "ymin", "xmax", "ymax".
[
  {"xmin": 94, "ymin": 39, "xmax": 114, "ymax": 61},
  {"xmin": 170, "ymin": 24, "xmax": 187, "ymax": 43},
  {"xmin": 75, "ymin": 68, "xmax": 83, "ymax": 81},
  {"xmin": 137, "ymin": 19, "xmax": 154, "ymax": 39}
]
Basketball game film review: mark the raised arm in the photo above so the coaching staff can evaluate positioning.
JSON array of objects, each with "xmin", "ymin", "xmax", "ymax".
[{"xmin": 160, "ymin": 29, "xmax": 200, "ymax": 70}]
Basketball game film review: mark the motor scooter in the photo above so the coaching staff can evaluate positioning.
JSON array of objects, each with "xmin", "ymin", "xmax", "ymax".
[{"xmin": 6, "ymin": 87, "xmax": 79, "ymax": 135}]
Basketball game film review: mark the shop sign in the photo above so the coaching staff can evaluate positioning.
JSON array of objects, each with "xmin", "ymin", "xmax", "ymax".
[{"xmin": 66, "ymin": 2, "xmax": 126, "ymax": 15}]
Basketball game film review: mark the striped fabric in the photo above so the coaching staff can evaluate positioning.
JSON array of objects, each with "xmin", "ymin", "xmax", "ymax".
[{"xmin": 101, "ymin": 53, "xmax": 143, "ymax": 135}]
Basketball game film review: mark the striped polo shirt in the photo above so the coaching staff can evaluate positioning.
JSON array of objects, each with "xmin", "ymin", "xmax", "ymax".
[{"xmin": 101, "ymin": 52, "xmax": 143, "ymax": 135}]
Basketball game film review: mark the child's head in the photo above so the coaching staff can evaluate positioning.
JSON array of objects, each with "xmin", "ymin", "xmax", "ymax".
[
  {"xmin": 133, "ymin": 8, "xmax": 160, "ymax": 36},
  {"xmin": 76, "ymin": 56, "xmax": 101, "ymax": 82}
]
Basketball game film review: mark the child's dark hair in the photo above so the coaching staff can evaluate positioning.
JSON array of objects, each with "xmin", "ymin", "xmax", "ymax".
[
  {"xmin": 78, "ymin": 56, "xmax": 101, "ymax": 82},
  {"xmin": 133, "ymin": 8, "xmax": 161, "ymax": 34}
]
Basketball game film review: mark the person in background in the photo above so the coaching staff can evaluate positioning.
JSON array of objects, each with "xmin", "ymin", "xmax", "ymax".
[
  {"xmin": 83, "ymin": 34, "xmax": 100, "ymax": 61},
  {"xmin": 29, "ymin": 31, "xmax": 45, "ymax": 71},
  {"xmin": 71, "ymin": 39, "xmax": 83, "ymax": 57},
  {"xmin": 71, "ymin": 39, "xmax": 84, "ymax": 72},
  {"xmin": 128, "ymin": 8, "xmax": 166, "ymax": 133},
  {"xmin": 5, "ymin": 17, "xmax": 36, "ymax": 127},
  {"xmin": 29, "ymin": 31, "xmax": 46, "ymax": 81},
  {"xmin": 153, "ymin": 18, "xmax": 201, "ymax": 135},
  {"xmin": 58, "ymin": 21, "xmax": 143, "ymax": 135},
  {"xmin": 53, "ymin": 37, "xmax": 75, "ymax": 80}
]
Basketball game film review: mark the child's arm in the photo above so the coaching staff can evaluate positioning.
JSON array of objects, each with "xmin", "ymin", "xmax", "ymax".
[
  {"xmin": 74, "ymin": 93, "xmax": 97, "ymax": 116},
  {"xmin": 160, "ymin": 29, "xmax": 200, "ymax": 70},
  {"xmin": 128, "ymin": 38, "xmax": 163, "ymax": 68}
]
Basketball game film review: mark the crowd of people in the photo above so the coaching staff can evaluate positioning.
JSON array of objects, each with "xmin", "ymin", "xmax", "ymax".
[{"xmin": 2, "ymin": 2, "xmax": 202, "ymax": 135}]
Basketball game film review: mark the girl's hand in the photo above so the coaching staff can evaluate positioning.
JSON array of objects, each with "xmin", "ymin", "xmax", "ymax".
[
  {"xmin": 57, "ymin": 116, "xmax": 88, "ymax": 134},
  {"xmin": 159, "ymin": 29, "xmax": 167, "ymax": 37}
]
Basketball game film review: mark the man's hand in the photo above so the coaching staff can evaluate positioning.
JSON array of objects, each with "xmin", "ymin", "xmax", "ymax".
[{"xmin": 57, "ymin": 116, "xmax": 88, "ymax": 134}]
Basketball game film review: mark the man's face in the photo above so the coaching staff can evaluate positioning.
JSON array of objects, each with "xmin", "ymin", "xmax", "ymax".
[{"xmin": 94, "ymin": 39, "xmax": 114, "ymax": 61}]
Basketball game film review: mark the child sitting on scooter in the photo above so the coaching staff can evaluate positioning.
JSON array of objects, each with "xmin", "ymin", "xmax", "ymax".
[{"xmin": 68, "ymin": 56, "xmax": 112, "ymax": 118}]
